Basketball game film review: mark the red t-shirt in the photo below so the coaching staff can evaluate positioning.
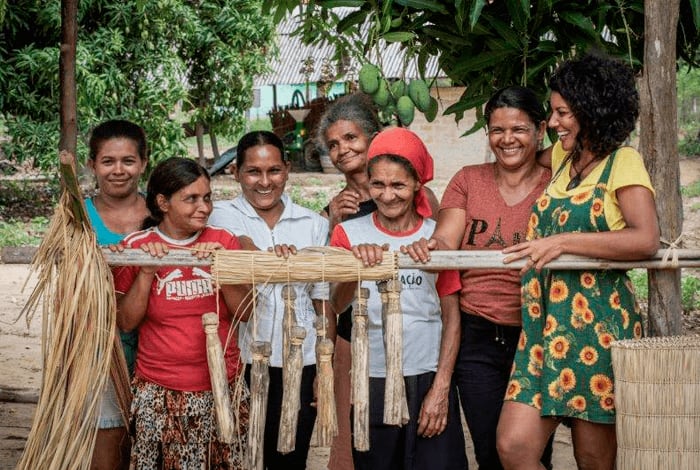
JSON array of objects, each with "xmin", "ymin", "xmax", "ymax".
[
  {"xmin": 440, "ymin": 163, "xmax": 551, "ymax": 326},
  {"xmin": 113, "ymin": 226, "xmax": 242, "ymax": 391}
]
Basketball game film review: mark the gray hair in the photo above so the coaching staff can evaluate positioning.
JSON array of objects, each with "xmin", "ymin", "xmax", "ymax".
[{"xmin": 316, "ymin": 93, "xmax": 381, "ymax": 153}]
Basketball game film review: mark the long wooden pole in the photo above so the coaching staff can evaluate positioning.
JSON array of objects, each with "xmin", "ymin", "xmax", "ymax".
[
  {"xmin": 59, "ymin": 0, "xmax": 77, "ymax": 156},
  {"xmin": 50, "ymin": 248, "xmax": 700, "ymax": 271}
]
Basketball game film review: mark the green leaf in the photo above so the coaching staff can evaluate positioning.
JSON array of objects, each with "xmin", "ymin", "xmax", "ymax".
[
  {"xmin": 460, "ymin": 115, "xmax": 487, "ymax": 137},
  {"xmin": 448, "ymin": 49, "xmax": 513, "ymax": 77},
  {"xmin": 558, "ymin": 11, "xmax": 595, "ymax": 33},
  {"xmin": 382, "ymin": 31, "xmax": 415, "ymax": 42},
  {"xmin": 395, "ymin": 0, "xmax": 447, "ymax": 14},
  {"xmin": 505, "ymin": 0, "xmax": 530, "ymax": 31},
  {"xmin": 469, "ymin": 0, "xmax": 487, "ymax": 30},
  {"xmin": 337, "ymin": 9, "xmax": 368, "ymax": 33},
  {"xmin": 318, "ymin": 0, "xmax": 365, "ymax": 7},
  {"xmin": 690, "ymin": 0, "xmax": 700, "ymax": 31}
]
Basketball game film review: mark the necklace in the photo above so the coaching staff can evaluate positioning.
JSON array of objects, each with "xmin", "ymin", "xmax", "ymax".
[{"xmin": 566, "ymin": 157, "xmax": 598, "ymax": 191}]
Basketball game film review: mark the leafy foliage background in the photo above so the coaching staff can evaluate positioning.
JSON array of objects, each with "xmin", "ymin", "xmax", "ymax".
[{"xmin": 0, "ymin": 0, "xmax": 274, "ymax": 172}]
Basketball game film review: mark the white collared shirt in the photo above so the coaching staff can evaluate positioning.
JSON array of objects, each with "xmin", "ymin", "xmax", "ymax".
[{"xmin": 209, "ymin": 194, "xmax": 329, "ymax": 367}]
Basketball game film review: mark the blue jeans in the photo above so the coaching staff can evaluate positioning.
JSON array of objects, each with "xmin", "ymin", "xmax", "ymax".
[{"xmin": 455, "ymin": 312, "xmax": 553, "ymax": 470}]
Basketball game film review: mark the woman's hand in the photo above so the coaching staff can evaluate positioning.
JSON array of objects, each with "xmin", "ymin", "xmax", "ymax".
[
  {"xmin": 191, "ymin": 241, "xmax": 224, "ymax": 259},
  {"xmin": 328, "ymin": 190, "xmax": 361, "ymax": 228},
  {"xmin": 400, "ymin": 237, "xmax": 438, "ymax": 263},
  {"xmin": 350, "ymin": 243, "xmax": 389, "ymax": 267},
  {"xmin": 270, "ymin": 244, "xmax": 297, "ymax": 259},
  {"xmin": 417, "ymin": 384, "xmax": 449, "ymax": 438},
  {"xmin": 503, "ymin": 236, "xmax": 566, "ymax": 275}
]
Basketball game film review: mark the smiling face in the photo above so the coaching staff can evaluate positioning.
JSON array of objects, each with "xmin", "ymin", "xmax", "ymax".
[
  {"xmin": 88, "ymin": 137, "xmax": 146, "ymax": 199},
  {"xmin": 324, "ymin": 119, "xmax": 373, "ymax": 175},
  {"xmin": 234, "ymin": 144, "xmax": 289, "ymax": 227},
  {"xmin": 488, "ymin": 107, "xmax": 545, "ymax": 170},
  {"xmin": 157, "ymin": 175, "xmax": 212, "ymax": 239},
  {"xmin": 548, "ymin": 92, "xmax": 581, "ymax": 152},
  {"xmin": 369, "ymin": 159, "xmax": 421, "ymax": 229}
]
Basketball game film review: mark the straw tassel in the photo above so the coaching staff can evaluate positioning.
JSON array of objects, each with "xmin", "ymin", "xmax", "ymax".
[
  {"xmin": 352, "ymin": 287, "xmax": 371, "ymax": 451},
  {"xmin": 278, "ymin": 325, "xmax": 307, "ymax": 454},
  {"xmin": 378, "ymin": 280, "xmax": 409, "ymax": 426},
  {"xmin": 281, "ymin": 285, "xmax": 297, "ymax": 376},
  {"xmin": 249, "ymin": 341, "xmax": 272, "ymax": 470},
  {"xmin": 202, "ymin": 312, "xmax": 236, "ymax": 443},
  {"xmin": 315, "ymin": 337, "xmax": 338, "ymax": 446}
]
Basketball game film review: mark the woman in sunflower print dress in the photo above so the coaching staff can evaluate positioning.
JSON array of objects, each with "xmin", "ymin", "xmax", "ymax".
[{"xmin": 496, "ymin": 53, "xmax": 660, "ymax": 470}]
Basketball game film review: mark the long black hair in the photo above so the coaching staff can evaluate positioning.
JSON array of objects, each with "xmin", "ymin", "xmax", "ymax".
[{"xmin": 142, "ymin": 157, "xmax": 209, "ymax": 228}]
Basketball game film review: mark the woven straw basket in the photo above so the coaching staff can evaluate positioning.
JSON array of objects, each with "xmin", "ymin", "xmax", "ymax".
[{"xmin": 611, "ymin": 335, "xmax": 700, "ymax": 470}]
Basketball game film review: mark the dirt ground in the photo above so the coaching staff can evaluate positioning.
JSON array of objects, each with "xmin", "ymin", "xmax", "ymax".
[{"xmin": 2, "ymin": 159, "xmax": 700, "ymax": 469}]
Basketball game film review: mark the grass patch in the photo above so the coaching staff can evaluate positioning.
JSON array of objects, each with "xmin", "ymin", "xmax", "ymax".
[
  {"xmin": 0, "ymin": 217, "xmax": 48, "ymax": 246},
  {"xmin": 681, "ymin": 180, "xmax": 700, "ymax": 198},
  {"xmin": 629, "ymin": 268, "xmax": 700, "ymax": 313},
  {"xmin": 289, "ymin": 184, "xmax": 329, "ymax": 213}
]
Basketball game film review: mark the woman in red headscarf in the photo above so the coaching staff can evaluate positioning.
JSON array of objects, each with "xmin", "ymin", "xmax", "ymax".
[{"xmin": 330, "ymin": 128, "xmax": 466, "ymax": 470}]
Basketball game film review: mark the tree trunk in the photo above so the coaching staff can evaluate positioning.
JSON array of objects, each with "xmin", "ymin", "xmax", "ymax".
[
  {"xmin": 195, "ymin": 122, "xmax": 206, "ymax": 167},
  {"xmin": 210, "ymin": 132, "xmax": 220, "ymax": 160},
  {"xmin": 639, "ymin": 0, "xmax": 683, "ymax": 336},
  {"xmin": 59, "ymin": 0, "xmax": 77, "ymax": 155}
]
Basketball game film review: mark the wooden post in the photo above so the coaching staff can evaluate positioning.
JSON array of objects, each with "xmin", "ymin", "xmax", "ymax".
[
  {"xmin": 202, "ymin": 313, "xmax": 235, "ymax": 443},
  {"xmin": 315, "ymin": 337, "xmax": 338, "ymax": 446},
  {"xmin": 249, "ymin": 341, "xmax": 272, "ymax": 470},
  {"xmin": 378, "ymin": 280, "xmax": 409, "ymax": 426},
  {"xmin": 640, "ymin": 0, "xmax": 683, "ymax": 336},
  {"xmin": 277, "ymin": 326, "xmax": 307, "ymax": 454},
  {"xmin": 352, "ymin": 287, "xmax": 370, "ymax": 451}
]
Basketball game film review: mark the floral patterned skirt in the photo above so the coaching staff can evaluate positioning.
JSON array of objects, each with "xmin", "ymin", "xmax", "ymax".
[{"xmin": 130, "ymin": 376, "xmax": 249, "ymax": 469}]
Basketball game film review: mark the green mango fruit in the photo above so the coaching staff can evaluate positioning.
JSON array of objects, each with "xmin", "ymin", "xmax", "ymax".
[{"xmin": 408, "ymin": 79, "xmax": 431, "ymax": 112}]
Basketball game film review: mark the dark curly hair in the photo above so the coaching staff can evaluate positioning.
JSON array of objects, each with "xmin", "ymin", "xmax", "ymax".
[{"xmin": 549, "ymin": 52, "xmax": 639, "ymax": 159}]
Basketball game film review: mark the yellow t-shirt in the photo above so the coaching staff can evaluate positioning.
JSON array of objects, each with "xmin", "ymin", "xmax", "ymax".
[{"xmin": 549, "ymin": 141, "xmax": 655, "ymax": 230}]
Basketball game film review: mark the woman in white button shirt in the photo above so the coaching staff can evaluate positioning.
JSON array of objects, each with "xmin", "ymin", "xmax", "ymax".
[{"xmin": 209, "ymin": 130, "xmax": 334, "ymax": 469}]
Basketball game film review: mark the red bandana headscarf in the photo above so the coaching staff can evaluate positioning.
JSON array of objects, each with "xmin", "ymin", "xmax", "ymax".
[{"xmin": 367, "ymin": 127, "xmax": 434, "ymax": 218}]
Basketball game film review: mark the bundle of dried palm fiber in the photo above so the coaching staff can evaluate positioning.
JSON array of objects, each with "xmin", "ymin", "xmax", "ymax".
[
  {"xmin": 315, "ymin": 335, "xmax": 337, "ymax": 446},
  {"xmin": 277, "ymin": 326, "xmax": 307, "ymax": 453},
  {"xmin": 202, "ymin": 313, "xmax": 237, "ymax": 443},
  {"xmin": 378, "ymin": 280, "xmax": 409, "ymax": 426},
  {"xmin": 612, "ymin": 335, "xmax": 700, "ymax": 470},
  {"xmin": 17, "ymin": 152, "xmax": 123, "ymax": 470},
  {"xmin": 352, "ymin": 287, "xmax": 371, "ymax": 451},
  {"xmin": 212, "ymin": 247, "xmax": 397, "ymax": 284},
  {"xmin": 249, "ymin": 341, "xmax": 272, "ymax": 470}
]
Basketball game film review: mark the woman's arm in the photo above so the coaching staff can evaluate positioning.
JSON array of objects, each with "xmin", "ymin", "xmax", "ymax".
[
  {"xmin": 402, "ymin": 207, "xmax": 467, "ymax": 263},
  {"xmin": 330, "ymin": 281, "xmax": 355, "ymax": 315},
  {"xmin": 504, "ymin": 185, "xmax": 659, "ymax": 271},
  {"xmin": 417, "ymin": 291, "xmax": 461, "ymax": 438},
  {"xmin": 116, "ymin": 268, "xmax": 156, "ymax": 332},
  {"xmin": 221, "ymin": 284, "xmax": 254, "ymax": 322}
]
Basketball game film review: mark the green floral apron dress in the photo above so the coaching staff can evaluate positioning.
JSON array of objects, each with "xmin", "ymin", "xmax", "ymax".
[{"xmin": 505, "ymin": 150, "xmax": 643, "ymax": 424}]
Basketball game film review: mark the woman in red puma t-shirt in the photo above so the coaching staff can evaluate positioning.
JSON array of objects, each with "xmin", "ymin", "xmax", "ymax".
[{"xmin": 114, "ymin": 157, "xmax": 252, "ymax": 469}]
